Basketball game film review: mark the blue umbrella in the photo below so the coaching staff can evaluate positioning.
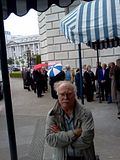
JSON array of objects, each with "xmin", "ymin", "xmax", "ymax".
[{"xmin": 47, "ymin": 63, "xmax": 63, "ymax": 77}]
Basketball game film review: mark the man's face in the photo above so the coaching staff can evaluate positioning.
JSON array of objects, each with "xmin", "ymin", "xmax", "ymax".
[
  {"xmin": 83, "ymin": 65, "xmax": 86, "ymax": 70},
  {"xmin": 57, "ymin": 84, "xmax": 75, "ymax": 111},
  {"xmin": 87, "ymin": 66, "xmax": 91, "ymax": 71},
  {"xmin": 102, "ymin": 64, "xmax": 106, "ymax": 69}
]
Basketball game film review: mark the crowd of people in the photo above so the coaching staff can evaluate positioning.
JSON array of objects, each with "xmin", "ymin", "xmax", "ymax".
[
  {"xmin": 77, "ymin": 59, "xmax": 120, "ymax": 119},
  {"xmin": 44, "ymin": 59, "xmax": 120, "ymax": 159},
  {"xmin": 22, "ymin": 67, "xmax": 48, "ymax": 97},
  {"xmin": 21, "ymin": 58, "xmax": 120, "ymax": 119},
  {"xmin": 20, "ymin": 60, "xmax": 120, "ymax": 160}
]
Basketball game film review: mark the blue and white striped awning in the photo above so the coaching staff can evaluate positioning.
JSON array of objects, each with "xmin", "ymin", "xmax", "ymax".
[{"xmin": 60, "ymin": 0, "xmax": 120, "ymax": 49}]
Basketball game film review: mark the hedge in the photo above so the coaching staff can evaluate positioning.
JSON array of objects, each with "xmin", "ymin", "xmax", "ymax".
[{"xmin": 10, "ymin": 71, "xmax": 22, "ymax": 78}]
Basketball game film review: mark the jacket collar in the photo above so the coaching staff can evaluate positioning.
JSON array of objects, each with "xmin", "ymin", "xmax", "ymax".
[{"xmin": 49, "ymin": 99, "xmax": 83, "ymax": 117}]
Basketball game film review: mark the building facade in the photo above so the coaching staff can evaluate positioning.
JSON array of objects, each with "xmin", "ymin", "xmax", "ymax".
[
  {"xmin": 38, "ymin": 0, "xmax": 120, "ymax": 71},
  {"xmin": 6, "ymin": 34, "xmax": 40, "ymax": 66},
  {"xmin": 5, "ymin": 31, "xmax": 11, "ymax": 44}
]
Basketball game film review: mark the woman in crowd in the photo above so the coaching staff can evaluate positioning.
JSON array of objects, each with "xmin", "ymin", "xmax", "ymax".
[
  {"xmin": 109, "ymin": 62, "xmax": 117, "ymax": 103},
  {"xmin": 83, "ymin": 65, "xmax": 95, "ymax": 102}
]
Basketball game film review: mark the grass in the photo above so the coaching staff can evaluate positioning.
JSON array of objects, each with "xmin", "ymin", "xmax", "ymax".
[{"xmin": 10, "ymin": 71, "xmax": 22, "ymax": 78}]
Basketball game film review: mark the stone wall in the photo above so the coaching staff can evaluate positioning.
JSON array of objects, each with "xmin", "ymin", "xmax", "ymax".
[{"xmin": 38, "ymin": 1, "xmax": 120, "ymax": 72}]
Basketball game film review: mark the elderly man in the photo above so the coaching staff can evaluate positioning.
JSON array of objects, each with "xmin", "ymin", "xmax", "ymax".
[{"xmin": 45, "ymin": 81, "xmax": 96, "ymax": 160}]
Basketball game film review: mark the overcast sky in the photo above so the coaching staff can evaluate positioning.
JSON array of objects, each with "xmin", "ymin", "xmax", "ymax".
[{"xmin": 4, "ymin": 9, "xmax": 39, "ymax": 36}]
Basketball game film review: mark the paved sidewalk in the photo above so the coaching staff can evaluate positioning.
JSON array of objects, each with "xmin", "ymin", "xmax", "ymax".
[
  {"xmin": 0, "ymin": 79, "xmax": 120, "ymax": 160},
  {"xmin": 43, "ymin": 100, "xmax": 120, "ymax": 160},
  {"xmin": 0, "ymin": 78, "xmax": 56, "ymax": 160}
]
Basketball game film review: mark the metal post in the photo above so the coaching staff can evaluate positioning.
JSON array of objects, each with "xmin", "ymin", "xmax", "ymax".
[
  {"xmin": 0, "ymin": 1, "xmax": 18, "ymax": 160},
  {"xmin": 96, "ymin": 47, "xmax": 99, "ymax": 66},
  {"xmin": 78, "ymin": 43, "xmax": 84, "ymax": 105},
  {"xmin": 96, "ymin": 47, "xmax": 101, "ymax": 103}
]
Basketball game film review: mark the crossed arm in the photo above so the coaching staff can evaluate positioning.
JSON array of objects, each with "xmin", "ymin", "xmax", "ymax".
[{"xmin": 45, "ymin": 111, "xmax": 94, "ymax": 149}]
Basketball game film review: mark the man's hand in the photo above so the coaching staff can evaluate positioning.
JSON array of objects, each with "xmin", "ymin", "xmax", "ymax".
[
  {"xmin": 73, "ymin": 128, "xmax": 82, "ymax": 137},
  {"xmin": 50, "ymin": 125, "xmax": 60, "ymax": 133},
  {"xmin": 101, "ymin": 80, "xmax": 106, "ymax": 83}
]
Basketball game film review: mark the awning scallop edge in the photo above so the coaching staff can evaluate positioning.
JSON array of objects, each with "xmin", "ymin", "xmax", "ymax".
[{"xmin": 2, "ymin": 0, "xmax": 75, "ymax": 19}]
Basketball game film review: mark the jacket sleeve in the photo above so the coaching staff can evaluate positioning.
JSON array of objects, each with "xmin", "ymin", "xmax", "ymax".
[
  {"xmin": 45, "ymin": 112, "xmax": 76, "ymax": 148},
  {"xmin": 72, "ymin": 109, "xmax": 94, "ymax": 149}
]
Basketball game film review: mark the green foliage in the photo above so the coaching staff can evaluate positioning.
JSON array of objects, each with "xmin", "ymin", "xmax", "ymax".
[
  {"xmin": 7, "ymin": 57, "xmax": 14, "ymax": 65},
  {"xmin": 21, "ymin": 59, "xmax": 25, "ymax": 65},
  {"xmin": 10, "ymin": 71, "xmax": 22, "ymax": 78},
  {"xmin": 35, "ymin": 54, "xmax": 41, "ymax": 64},
  {"xmin": 16, "ymin": 60, "xmax": 20, "ymax": 65}
]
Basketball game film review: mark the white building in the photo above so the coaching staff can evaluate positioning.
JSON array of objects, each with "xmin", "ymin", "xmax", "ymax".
[
  {"xmin": 38, "ymin": 0, "xmax": 120, "ymax": 71},
  {"xmin": 6, "ymin": 34, "xmax": 40, "ymax": 66},
  {"xmin": 5, "ymin": 31, "xmax": 11, "ymax": 44},
  {"xmin": 6, "ymin": 34, "xmax": 40, "ymax": 58}
]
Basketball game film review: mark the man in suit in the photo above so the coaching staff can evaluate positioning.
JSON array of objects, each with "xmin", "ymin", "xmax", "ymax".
[{"xmin": 98, "ymin": 63, "xmax": 109, "ymax": 102}]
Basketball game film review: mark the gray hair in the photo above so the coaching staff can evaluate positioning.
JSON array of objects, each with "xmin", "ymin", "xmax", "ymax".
[
  {"xmin": 65, "ymin": 64, "xmax": 71, "ymax": 70},
  {"xmin": 116, "ymin": 58, "xmax": 120, "ymax": 67},
  {"xmin": 54, "ymin": 81, "xmax": 77, "ymax": 95}
]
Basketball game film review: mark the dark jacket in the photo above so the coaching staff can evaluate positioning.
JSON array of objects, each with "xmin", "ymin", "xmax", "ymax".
[
  {"xmin": 98, "ymin": 68, "xmax": 109, "ymax": 82},
  {"xmin": 49, "ymin": 71, "xmax": 65, "ymax": 99},
  {"xmin": 115, "ymin": 66, "xmax": 120, "ymax": 91}
]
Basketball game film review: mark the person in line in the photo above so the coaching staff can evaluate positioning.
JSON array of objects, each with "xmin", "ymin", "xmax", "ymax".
[
  {"xmin": 42, "ymin": 67, "xmax": 48, "ymax": 92},
  {"xmin": 98, "ymin": 63, "xmax": 109, "ymax": 102},
  {"xmin": 45, "ymin": 81, "xmax": 96, "ymax": 160},
  {"xmin": 109, "ymin": 62, "xmax": 117, "ymax": 103},
  {"xmin": 83, "ymin": 65, "xmax": 95, "ymax": 102},
  {"xmin": 49, "ymin": 70, "xmax": 65, "ymax": 99},
  {"xmin": 65, "ymin": 65, "xmax": 72, "ymax": 81},
  {"xmin": 71, "ymin": 68, "xmax": 75, "ymax": 84},
  {"xmin": 105, "ymin": 63, "xmax": 112, "ymax": 103},
  {"xmin": 32, "ymin": 69, "xmax": 38, "ymax": 93},
  {"xmin": 82, "ymin": 64, "xmax": 87, "ymax": 97},
  {"xmin": 82, "ymin": 64, "xmax": 87, "ymax": 76},
  {"xmin": 35, "ymin": 69, "xmax": 44, "ymax": 97},
  {"xmin": 21, "ymin": 67, "xmax": 27, "ymax": 89},
  {"xmin": 114, "ymin": 59, "xmax": 120, "ymax": 119},
  {"xmin": 26, "ymin": 68, "xmax": 32, "ymax": 91},
  {"xmin": 95, "ymin": 62, "xmax": 102, "ymax": 99}
]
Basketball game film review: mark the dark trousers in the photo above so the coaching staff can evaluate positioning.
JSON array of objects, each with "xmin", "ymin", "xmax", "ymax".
[
  {"xmin": 36, "ymin": 83, "xmax": 42, "ymax": 97},
  {"xmin": 99, "ymin": 82, "xmax": 108, "ymax": 101},
  {"xmin": 50, "ymin": 84, "xmax": 58, "ymax": 99},
  {"xmin": 67, "ymin": 156, "xmax": 85, "ymax": 160}
]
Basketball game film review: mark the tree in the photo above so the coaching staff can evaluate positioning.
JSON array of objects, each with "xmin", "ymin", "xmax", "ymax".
[
  {"xmin": 16, "ymin": 60, "xmax": 20, "ymax": 66},
  {"xmin": 35, "ymin": 54, "xmax": 41, "ymax": 64},
  {"xmin": 20, "ymin": 59, "xmax": 25, "ymax": 65},
  {"xmin": 7, "ymin": 57, "xmax": 14, "ymax": 65}
]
